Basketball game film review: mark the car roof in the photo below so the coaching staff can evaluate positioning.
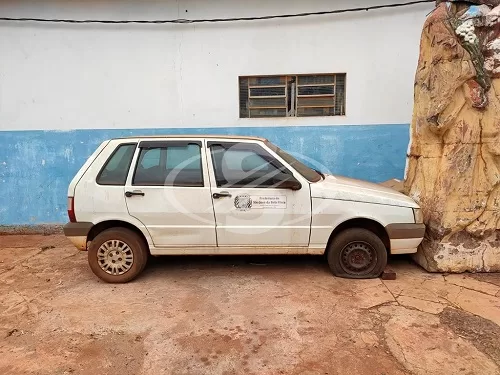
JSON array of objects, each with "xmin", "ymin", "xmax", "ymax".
[{"xmin": 113, "ymin": 134, "xmax": 268, "ymax": 142}]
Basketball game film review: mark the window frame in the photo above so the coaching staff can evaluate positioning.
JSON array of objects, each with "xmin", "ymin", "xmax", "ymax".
[
  {"xmin": 207, "ymin": 141, "xmax": 294, "ymax": 189},
  {"xmin": 131, "ymin": 140, "xmax": 205, "ymax": 187},
  {"xmin": 239, "ymin": 73, "xmax": 346, "ymax": 119},
  {"xmin": 96, "ymin": 142, "xmax": 138, "ymax": 186},
  {"xmin": 265, "ymin": 141, "xmax": 322, "ymax": 183}
]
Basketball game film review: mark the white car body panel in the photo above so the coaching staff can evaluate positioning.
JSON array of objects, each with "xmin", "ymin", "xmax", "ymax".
[
  {"xmin": 311, "ymin": 174, "xmax": 419, "ymax": 208},
  {"xmin": 390, "ymin": 238, "xmax": 423, "ymax": 254},
  {"xmin": 68, "ymin": 140, "xmax": 109, "ymax": 197},
  {"xmin": 148, "ymin": 246, "xmax": 314, "ymax": 256}
]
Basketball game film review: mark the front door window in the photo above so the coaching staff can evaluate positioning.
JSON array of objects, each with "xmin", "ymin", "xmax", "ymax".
[{"xmin": 210, "ymin": 143, "xmax": 291, "ymax": 188}]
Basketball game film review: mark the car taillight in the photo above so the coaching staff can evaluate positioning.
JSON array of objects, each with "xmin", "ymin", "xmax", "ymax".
[{"xmin": 67, "ymin": 197, "xmax": 76, "ymax": 223}]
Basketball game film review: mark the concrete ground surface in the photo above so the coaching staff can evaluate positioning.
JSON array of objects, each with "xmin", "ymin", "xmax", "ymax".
[{"xmin": 0, "ymin": 235, "xmax": 499, "ymax": 375}]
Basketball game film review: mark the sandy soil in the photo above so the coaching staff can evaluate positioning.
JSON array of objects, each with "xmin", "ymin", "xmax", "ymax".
[{"xmin": 1, "ymin": 235, "xmax": 499, "ymax": 375}]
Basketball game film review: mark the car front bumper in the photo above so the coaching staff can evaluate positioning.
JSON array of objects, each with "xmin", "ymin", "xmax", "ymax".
[
  {"xmin": 385, "ymin": 223, "xmax": 425, "ymax": 254},
  {"xmin": 63, "ymin": 222, "xmax": 93, "ymax": 251}
]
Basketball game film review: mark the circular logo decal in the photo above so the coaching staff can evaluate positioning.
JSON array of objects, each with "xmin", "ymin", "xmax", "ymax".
[{"xmin": 234, "ymin": 194, "xmax": 252, "ymax": 211}]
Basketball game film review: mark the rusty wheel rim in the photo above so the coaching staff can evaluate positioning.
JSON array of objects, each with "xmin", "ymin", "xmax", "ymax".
[{"xmin": 339, "ymin": 241, "xmax": 377, "ymax": 276}]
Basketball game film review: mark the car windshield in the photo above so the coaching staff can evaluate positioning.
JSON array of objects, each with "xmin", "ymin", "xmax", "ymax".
[{"xmin": 266, "ymin": 141, "xmax": 322, "ymax": 183}]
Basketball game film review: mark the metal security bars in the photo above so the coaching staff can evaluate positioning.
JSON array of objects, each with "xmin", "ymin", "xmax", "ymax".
[{"xmin": 239, "ymin": 74, "xmax": 346, "ymax": 118}]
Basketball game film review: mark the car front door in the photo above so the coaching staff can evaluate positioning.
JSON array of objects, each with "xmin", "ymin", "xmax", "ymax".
[
  {"xmin": 206, "ymin": 140, "xmax": 311, "ymax": 248},
  {"xmin": 124, "ymin": 139, "xmax": 216, "ymax": 248}
]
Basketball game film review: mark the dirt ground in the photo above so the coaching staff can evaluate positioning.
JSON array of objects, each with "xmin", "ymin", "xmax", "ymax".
[{"xmin": 0, "ymin": 235, "xmax": 499, "ymax": 375}]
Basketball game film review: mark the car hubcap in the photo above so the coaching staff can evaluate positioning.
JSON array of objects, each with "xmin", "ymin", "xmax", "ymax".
[
  {"xmin": 97, "ymin": 240, "xmax": 134, "ymax": 276},
  {"xmin": 340, "ymin": 241, "xmax": 377, "ymax": 275}
]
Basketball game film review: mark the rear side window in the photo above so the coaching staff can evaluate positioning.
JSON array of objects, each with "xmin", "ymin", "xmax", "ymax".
[
  {"xmin": 166, "ymin": 145, "xmax": 201, "ymax": 170},
  {"xmin": 140, "ymin": 148, "xmax": 161, "ymax": 169},
  {"xmin": 133, "ymin": 142, "xmax": 203, "ymax": 187},
  {"xmin": 96, "ymin": 143, "xmax": 136, "ymax": 185}
]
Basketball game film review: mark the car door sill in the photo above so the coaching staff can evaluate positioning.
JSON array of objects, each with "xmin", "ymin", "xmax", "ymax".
[{"xmin": 149, "ymin": 246, "xmax": 323, "ymax": 256}]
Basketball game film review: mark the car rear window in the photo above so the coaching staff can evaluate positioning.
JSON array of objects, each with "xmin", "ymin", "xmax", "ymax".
[{"xmin": 96, "ymin": 143, "xmax": 137, "ymax": 185}]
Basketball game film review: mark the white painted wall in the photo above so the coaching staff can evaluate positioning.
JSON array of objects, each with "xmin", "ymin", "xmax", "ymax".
[{"xmin": 0, "ymin": 0, "xmax": 433, "ymax": 131}]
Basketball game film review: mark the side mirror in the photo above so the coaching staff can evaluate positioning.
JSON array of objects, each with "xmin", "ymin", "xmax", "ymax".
[{"xmin": 273, "ymin": 173, "xmax": 302, "ymax": 190}]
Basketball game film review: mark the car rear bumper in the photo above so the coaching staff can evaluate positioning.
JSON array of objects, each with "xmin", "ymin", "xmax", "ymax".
[
  {"xmin": 63, "ymin": 222, "xmax": 93, "ymax": 251},
  {"xmin": 385, "ymin": 223, "xmax": 425, "ymax": 254}
]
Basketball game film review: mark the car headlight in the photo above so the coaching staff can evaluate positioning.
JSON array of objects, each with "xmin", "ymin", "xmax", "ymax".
[{"xmin": 413, "ymin": 208, "xmax": 423, "ymax": 224}]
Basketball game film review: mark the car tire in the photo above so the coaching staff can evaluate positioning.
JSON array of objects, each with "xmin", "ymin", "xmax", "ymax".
[
  {"xmin": 88, "ymin": 228, "xmax": 148, "ymax": 283},
  {"xmin": 327, "ymin": 228, "xmax": 387, "ymax": 279}
]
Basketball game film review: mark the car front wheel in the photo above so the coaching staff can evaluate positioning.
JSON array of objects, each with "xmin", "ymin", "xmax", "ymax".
[
  {"xmin": 88, "ymin": 228, "xmax": 148, "ymax": 283},
  {"xmin": 327, "ymin": 228, "xmax": 387, "ymax": 279}
]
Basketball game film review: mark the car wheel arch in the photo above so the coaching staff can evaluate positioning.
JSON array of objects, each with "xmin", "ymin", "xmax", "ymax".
[
  {"xmin": 87, "ymin": 220, "xmax": 151, "ymax": 253},
  {"xmin": 325, "ymin": 217, "xmax": 390, "ymax": 255}
]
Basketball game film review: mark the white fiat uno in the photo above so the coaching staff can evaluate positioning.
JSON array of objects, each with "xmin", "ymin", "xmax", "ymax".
[{"xmin": 64, "ymin": 135, "xmax": 424, "ymax": 283}]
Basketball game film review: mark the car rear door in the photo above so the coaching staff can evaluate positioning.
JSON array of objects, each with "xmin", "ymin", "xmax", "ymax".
[
  {"xmin": 206, "ymin": 140, "xmax": 311, "ymax": 247},
  {"xmin": 124, "ymin": 139, "xmax": 216, "ymax": 248}
]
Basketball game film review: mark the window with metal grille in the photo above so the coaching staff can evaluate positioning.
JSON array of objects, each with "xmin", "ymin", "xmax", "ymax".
[{"xmin": 239, "ymin": 73, "xmax": 346, "ymax": 118}]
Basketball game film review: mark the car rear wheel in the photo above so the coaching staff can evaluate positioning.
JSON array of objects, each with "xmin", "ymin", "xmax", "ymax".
[
  {"xmin": 327, "ymin": 228, "xmax": 387, "ymax": 279},
  {"xmin": 88, "ymin": 228, "xmax": 148, "ymax": 283}
]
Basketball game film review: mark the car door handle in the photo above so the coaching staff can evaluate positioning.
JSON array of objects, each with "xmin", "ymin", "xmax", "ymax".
[
  {"xmin": 125, "ymin": 190, "xmax": 145, "ymax": 197},
  {"xmin": 213, "ymin": 191, "xmax": 232, "ymax": 199}
]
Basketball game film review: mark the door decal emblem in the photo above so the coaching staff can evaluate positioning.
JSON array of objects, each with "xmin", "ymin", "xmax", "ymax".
[
  {"xmin": 251, "ymin": 195, "xmax": 287, "ymax": 209},
  {"xmin": 234, "ymin": 195, "xmax": 287, "ymax": 211},
  {"xmin": 234, "ymin": 194, "xmax": 252, "ymax": 211}
]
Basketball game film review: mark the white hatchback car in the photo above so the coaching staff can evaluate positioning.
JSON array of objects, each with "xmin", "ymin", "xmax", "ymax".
[{"xmin": 64, "ymin": 135, "xmax": 424, "ymax": 283}]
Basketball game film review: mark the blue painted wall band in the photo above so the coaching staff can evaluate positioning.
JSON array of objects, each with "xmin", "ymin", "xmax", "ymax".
[{"xmin": 0, "ymin": 124, "xmax": 409, "ymax": 225}]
